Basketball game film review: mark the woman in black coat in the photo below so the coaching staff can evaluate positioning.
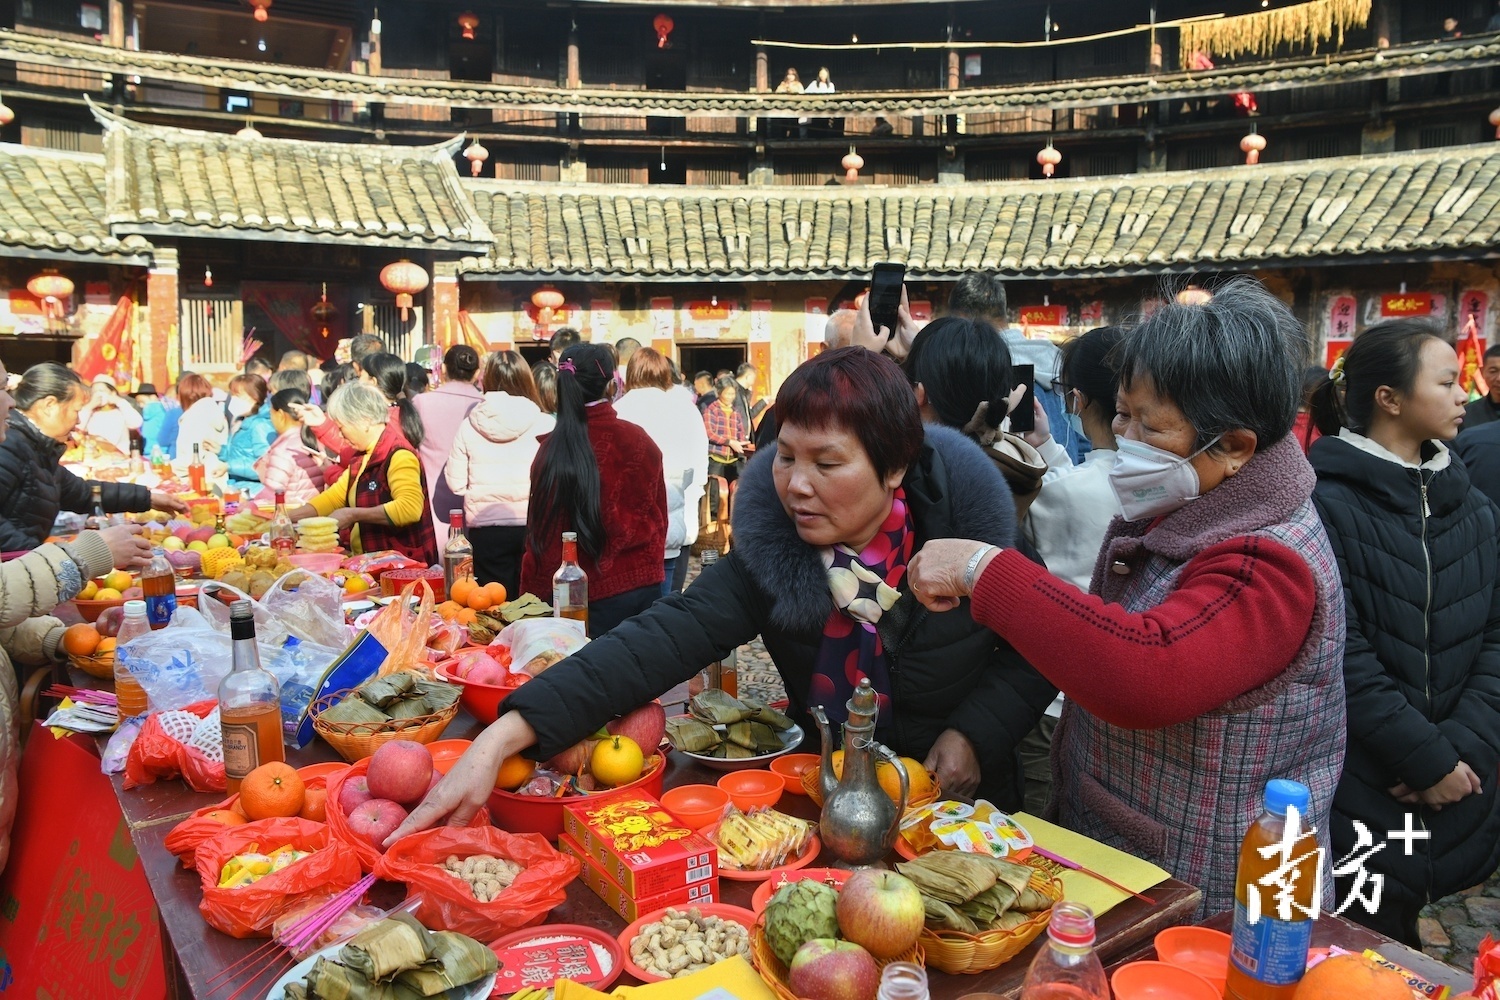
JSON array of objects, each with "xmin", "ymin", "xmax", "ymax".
[
  {"xmin": 389, "ymin": 347, "xmax": 1056, "ymax": 843},
  {"xmin": 1309, "ymin": 320, "xmax": 1500, "ymax": 945}
]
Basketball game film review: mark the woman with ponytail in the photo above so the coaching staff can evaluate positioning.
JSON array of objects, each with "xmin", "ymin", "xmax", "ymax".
[
  {"xmin": 521, "ymin": 342, "xmax": 667, "ymax": 636},
  {"xmin": 1309, "ymin": 319, "xmax": 1500, "ymax": 945}
]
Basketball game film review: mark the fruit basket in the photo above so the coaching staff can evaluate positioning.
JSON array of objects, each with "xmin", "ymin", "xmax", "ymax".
[
  {"xmin": 380, "ymin": 567, "xmax": 445, "ymax": 601},
  {"xmin": 802, "ymin": 755, "xmax": 940, "ymax": 810},
  {"xmin": 916, "ymin": 866, "xmax": 1062, "ymax": 974},
  {"xmin": 69, "ymin": 648, "xmax": 116, "ymax": 680},
  {"xmin": 72, "ymin": 595, "xmax": 126, "ymax": 620},
  {"xmin": 750, "ymin": 920, "xmax": 924, "ymax": 1000},
  {"xmin": 486, "ymin": 749, "xmax": 670, "ymax": 841},
  {"xmin": 311, "ymin": 687, "xmax": 459, "ymax": 763}
]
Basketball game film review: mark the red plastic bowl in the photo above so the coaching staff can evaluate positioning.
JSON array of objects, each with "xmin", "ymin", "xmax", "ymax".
[
  {"xmin": 1111, "ymin": 961, "xmax": 1221, "ymax": 1000},
  {"xmin": 769, "ymin": 753, "xmax": 819, "ymax": 795},
  {"xmin": 716, "ymin": 770, "xmax": 783, "ymax": 812},
  {"xmin": 487, "ymin": 750, "xmax": 670, "ymax": 841},
  {"xmin": 434, "ymin": 658, "xmax": 526, "ymax": 725},
  {"xmin": 660, "ymin": 784, "xmax": 731, "ymax": 830},
  {"xmin": 427, "ymin": 739, "xmax": 473, "ymax": 775},
  {"xmin": 1154, "ymin": 927, "xmax": 1230, "ymax": 994}
]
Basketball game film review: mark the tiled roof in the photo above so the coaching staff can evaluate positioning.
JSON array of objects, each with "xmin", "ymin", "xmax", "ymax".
[
  {"xmin": 0, "ymin": 144, "xmax": 151, "ymax": 262},
  {"xmin": 2, "ymin": 30, "xmax": 1494, "ymax": 117},
  {"xmin": 459, "ymin": 145, "xmax": 1500, "ymax": 280},
  {"xmin": 93, "ymin": 104, "xmax": 492, "ymax": 251}
]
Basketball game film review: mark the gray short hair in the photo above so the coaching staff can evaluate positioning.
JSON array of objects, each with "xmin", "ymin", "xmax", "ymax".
[
  {"xmin": 326, "ymin": 381, "xmax": 389, "ymax": 429},
  {"xmin": 824, "ymin": 309, "xmax": 859, "ymax": 350},
  {"xmin": 1118, "ymin": 278, "xmax": 1308, "ymax": 452}
]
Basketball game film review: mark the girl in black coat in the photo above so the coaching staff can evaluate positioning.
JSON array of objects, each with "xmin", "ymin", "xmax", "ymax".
[{"xmin": 1309, "ymin": 320, "xmax": 1500, "ymax": 945}]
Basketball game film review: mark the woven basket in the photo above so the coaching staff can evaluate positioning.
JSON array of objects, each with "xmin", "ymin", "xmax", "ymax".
[
  {"xmin": 751, "ymin": 920, "xmax": 925, "ymax": 1000},
  {"xmin": 311, "ymin": 687, "xmax": 459, "ymax": 763},
  {"xmin": 801, "ymin": 760, "xmax": 940, "ymax": 810},
  {"xmin": 914, "ymin": 867, "xmax": 1063, "ymax": 975},
  {"xmin": 70, "ymin": 649, "xmax": 115, "ymax": 681}
]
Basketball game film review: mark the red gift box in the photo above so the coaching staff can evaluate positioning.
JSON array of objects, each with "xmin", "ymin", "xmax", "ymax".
[
  {"xmin": 559, "ymin": 832, "xmax": 716, "ymax": 923},
  {"xmin": 561, "ymin": 795, "xmax": 716, "ymax": 898}
]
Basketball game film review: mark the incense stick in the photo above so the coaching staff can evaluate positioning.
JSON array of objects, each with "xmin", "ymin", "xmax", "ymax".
[{"xmin": 1031, "ymin": 846, "xmax": 1158, "ymax": 905}]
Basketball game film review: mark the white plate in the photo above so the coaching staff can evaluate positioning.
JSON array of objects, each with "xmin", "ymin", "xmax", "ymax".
[
  {"xmin": 264, "ymin": 942, "xmax": 497, "ymax": 1000},
  {"xmin": 671, "ymin": 717, "xmax": 805, "ymax": 772}
]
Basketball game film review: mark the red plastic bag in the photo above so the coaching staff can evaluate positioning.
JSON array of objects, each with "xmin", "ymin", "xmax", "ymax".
[
  {"xmin": 124, "ymin": 699, "xmax": 226, "ymax": 793},
  {"xmin": 195, "ymin": 817, "xmax": 363, "ymax": 938},
  {"xmin": 326, "ymin": 758, "xmax": 490, "ymax": 873},
  {"xmin": 373, "ymin": 826, "xmax": 579, "ymax": 940},
  {"xmin": 165, "ymin": 764, "xmax": 348, "ymax": 869}
]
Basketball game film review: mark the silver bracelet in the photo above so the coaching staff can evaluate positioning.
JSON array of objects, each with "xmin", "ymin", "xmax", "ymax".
[{"xmin": 963, "ymin": 544, "xmax": 1000, "ymax": 593}]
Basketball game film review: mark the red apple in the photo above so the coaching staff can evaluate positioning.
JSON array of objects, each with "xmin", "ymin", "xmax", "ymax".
[
  {"xmin": 836, "ymin": 869, "xmax": 925, "ymax": 959},
  {"xmin": 464, "ymin": 658, "xmax": 510, "ymax": 687},
  {"xmin": 337, "ymin": 776, "xmax": 374, "ymax": 816},
  {"xmin": 95, "ymin": 606, "xmax": 125, "ymax": 638},
  {"xmin": 122, "ymin": 586, "xmax": 144, "ymax": 600},
  {"xmin": 366, "ymin": 740, "xmax": 434, "ymax": 806},
  {"xmin": 607, "ymin": 701, "xmax": 666, "ymax": 755},
  {"xmin": 788, "ymin": 940, "xmax": 879, "ymax": 1000},
  {"xmin": 545, "ymin": 739, "xmax": 596, "ymax": 775},
  {"xmin": 425, "ymin": 771, "xmax": 442, "ymax": 795},
  {"xmin": 347, "ymin": 798, "xmax": 409, "ymax": 848}
]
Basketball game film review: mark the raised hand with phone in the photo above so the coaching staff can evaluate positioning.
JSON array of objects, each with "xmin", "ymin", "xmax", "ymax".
[{"xmin": 851, "ymin": 262, "xmax": 924, "ymax": 360}]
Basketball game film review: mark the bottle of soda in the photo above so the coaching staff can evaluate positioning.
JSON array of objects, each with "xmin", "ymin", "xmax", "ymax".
[
  {"xmin": 114, "ymin": 600, "xmax": 152, "ymax": 719},
  {"xmin": 141, "ymin": 546, "xmax": 177, "ymax": 630},
  {"xmin": 1019, "ymin": 902, "xmax": 1110, "ymax": 1000},
  {"xmin": 270, "ymin": 491, "xmax": 295, "ymax": 557},
  {"xmin": 218, "ymin": 599, "xmax": 284, "ymax": 794},
  {"xmin": 552, "ymin": 531, "xmax": 588, "ymax": 632},
  {"xmin": 443, "ymin": 509, "xmax": 474, "ymax": 600},
  {"xmin": 1225, "ymin": 780, "xmax": 1319, "ymax": 1000},
  {"xmin": 188, "ymin": 443, "xmax": 205, "ymax": 493}
]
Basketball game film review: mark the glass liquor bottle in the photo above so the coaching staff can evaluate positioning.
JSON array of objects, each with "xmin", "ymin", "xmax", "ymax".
[
  {"xmin": 188, "ymin": 443, "xmax": 206, "ymax": 493},
  {"xmin": 443, "ymin": 509, "xmax": 474, "ymax": 600},
  {"xmin": 553, "ymin": 531, "xmax": 588, "ymax": 632},
  {"xmin": 85, "ymin": 483, "xmax": 109, "ymax": 531},
  {"xmin": 270, "ymin": 492, "xmax": 295, "ymax": 557},
  {"xmin": 218, "ymin": 599, "xmax": 284, "ymax": 795}
]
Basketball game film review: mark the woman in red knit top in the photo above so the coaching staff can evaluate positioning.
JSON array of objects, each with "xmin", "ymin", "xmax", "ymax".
[
  {"xmin": 520, "ymin": 342, "xmax": 667, "ymax": 636},
  {"xmin": 907, "ymin": 278, "xmax": 1349, "ymax": 919}
]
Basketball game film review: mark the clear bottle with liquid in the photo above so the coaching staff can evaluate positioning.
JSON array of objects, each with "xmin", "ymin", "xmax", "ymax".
[
  {"xmin": 694, "ymin": 550, "xmax": 737, "ymax": 697},
  {"xmin": 114, "ymin": 600, "xmax": 152, "ymax": 719},
  {"xmin": 270, "ymin": 491, "xmax": 295, "ymax": 557},
  {"xmin": 1225, "ymin": 780, "xmax": 1318, "ymax": 1000},
  {"xmin": 85, "ymin": 483, "xmax": 109, "ymax": 531},
  {"xmin": 129, "ymin": 445, "xmax": 144, "ymax": 477},
  {"xmin": 877, "ymin": 962, "xmax": 929, "ymax": 1000},
  {"xmin": 553, "ymin": 531, "xmax": 588, "ymax": 632},
  {"xmin": 444, "ymin": 509, "xmax": 474, "ymax": 599},
  {"xmin": 141, "ymin": 546, "xmax": 177, "ymax": 630},
  {"xmin": 1020, "ymin": 901, "xmax": 1110, "ymax": 1000},
  {"xmin": 218, "ymin": 599, "xmax": 284, "ymax": 794},
  {"xmin": 188, "ymin": 443, "xmax": 205, "ymax": 493}
]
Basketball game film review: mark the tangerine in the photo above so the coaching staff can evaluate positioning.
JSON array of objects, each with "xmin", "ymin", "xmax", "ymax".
[
  {"xmin": 95, "ymin": 637, "xmax": 117, "ymax": 655},
  {"xmin": 204, "ymin": 809, "xmax": 247, "ymax": 827},
  {"xmin": 435, "ymin": 600, "xmax": 462, "ymax": 621},
  {"xmin": 483, "ymin": 582, "xmax": 507, "ymax": 605},
  {"xmin": 239, "ymin": 761, "xmax": 306, "ymax": 819},
  {"xmin": 457, "ymin": 607, "xmax": 478, "ymax": 625},
  {"xmin": 298, "ymin": 787, "xmax": 328, "ymax": 823},
  {"xmin": 467, "ymin": 589, "xmax": 494, "ymax": 611},
  {"xmin": 62, "ymin": 623, "xmax": 101, "ymax": 657},
  {"xmin": 495, "ymin": 754, "xmax": 536, "ymax": 791},
  {"xmin": 449, "ymin": 579, "xmax": 477, "ymax": 608},
  {"xmin": 1292, "ymin": 955, "xmax": 1411, "ymax": 1000},
  {"xmin": 229, "ymin": 799, "xmax": 248, "ymax": 818},
  {"xmin": 591, "ymin": 736, "xmax": 645, "ymax": 787}
]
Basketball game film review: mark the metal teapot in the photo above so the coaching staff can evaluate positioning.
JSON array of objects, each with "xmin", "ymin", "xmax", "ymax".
[{"xmin": 812, "ymin": 677, "xmax": 909, "ymax": 867}]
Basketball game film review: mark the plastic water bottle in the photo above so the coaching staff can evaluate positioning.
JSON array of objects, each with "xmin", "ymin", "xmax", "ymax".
[
  {"xmin": 1020, "ymin": 901, "xmax": 1110, "ymax": 1000},
  {"xmin": 1225, "ymin": 779, "xmax": 1318, "ymax": 1000},
  {"xmin": 114, "ymin": 600, "xmax": 152, "ymax": 718},
  {"xmin": 877, "ymin": 962, "xmax": 929, "ymax": 1000}
]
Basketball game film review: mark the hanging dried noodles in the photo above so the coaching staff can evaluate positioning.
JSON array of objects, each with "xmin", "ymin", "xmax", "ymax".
[{"xmin": 1179, "ymin": 0, "xmax": 1371, "ymax": 64}]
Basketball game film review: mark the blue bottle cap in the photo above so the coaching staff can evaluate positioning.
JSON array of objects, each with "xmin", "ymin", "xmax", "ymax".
[{"xmin": 1264, "ymin": 779, "xmax": 1310, "ymax": 817}]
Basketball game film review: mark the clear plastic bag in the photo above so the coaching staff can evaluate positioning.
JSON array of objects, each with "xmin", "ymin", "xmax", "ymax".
[
  {"xmin": 200, "ymin": 570, "xmax": 350, "ymax": 648},
  {"xmin": 497, "ymin": 617, "xmax": 588, "ymax": 676}
]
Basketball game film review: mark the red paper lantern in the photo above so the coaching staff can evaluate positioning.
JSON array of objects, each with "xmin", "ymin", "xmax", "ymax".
[
  {"xmin": 1240, "ymin": 131, "xmax": 1267, "ymax": 165},
  {"xmin": 463, "ymin": 139, "xmax": 489, "ymax": 177},
  {"xmin": 27, "ymin": 269, "xmax": 74, "ymax": 318},
  {"xmin": 457, "ymin": 12, "xmax": 479, "ymax": 41},
  {"xmin": 380, "ymin": 260, "xmax": 429, "ymax": 321},
  {"xmin": 1490, "ymin": 107, "xmax": 1500, "ymax": 140},
  {"xmin": 0, "ymin": 93, "xmax": 14, "ymax": 128},
  {"xmin": 653, "ymin": 13, "xmax": 674, "ymax": 49},
  {"xmin": 311, "ymin": 284, "xmax": 338, "ymax": 339},
  {"xmin": 841, "ymin": 148, "xmax": 864, "ymax": 184},
  {"xmin": 249, "ymin": 0, "xmax": 271, "ymax": 22},
  {"xmin": 1037, "ymin": 144, "xmax": 1062, "ymax": 178},
  {"xmin": 203, "ymin": 265, "xmax": 213, "ymax": 288},
  {"xmin": 531, "ymin": 286, "xmax": 565, "ymax": 330}
]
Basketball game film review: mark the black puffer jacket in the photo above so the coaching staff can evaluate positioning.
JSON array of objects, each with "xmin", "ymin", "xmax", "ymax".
[
  {"xmin": 502, "ymin": 424, "xmax": 1057, "ymax": 807},
  {"xmin": 0, "ymin": 411, "xmax": 149, "ymax": 550},
  {"xmin": 1311, "ymin": 432, "xmax": 1500, "ymax": 913}
]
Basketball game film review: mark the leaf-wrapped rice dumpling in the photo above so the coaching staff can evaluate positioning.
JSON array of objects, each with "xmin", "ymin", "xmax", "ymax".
[
  {"xmin": 749, "ymin": 722, "xmax": 783, "ymax": 753},
  {"xmin": 395, "ymin": 932, "xmax": 498, "ymax": 996},
  {"xmin": 725, "ymin": 721, "xmax": 757, "ymax": 750},
  {"xmin": 415, "ymin": 681, "xmax": 460, "ymax": 712},
  {"xmin": 319, "ymin": 695, "xmax": 390, "ymax": 726},
  {"xmin": 304, "ymin": 957, "xmax": 424, "ymax": 1000},
  {"xmin": 968, "ymin": 855, "xmax": 1035, "ymax": 896},
  {"xmin": 360, "ymin": 672, "xmax": 417, "ymax": 709},
  {"xmin": 385, "ymin": 696, "xmax": 437, "ymax": 721},
  {"xmin": 722, "ymin": 743, "xmax": 754, "ymax": 759},
  {"xmin": 922, "ymin": 896, "xmax": 979, "ymax": 934},
  {"xmin": 666, "ymin": 717, "xmax": 720, "ymax": 753},
  {"xmin": 740, "ymin": 698, "xmax": 795, "ymax": 732},
  {"xmin": 993, "ymin": 910, "xmax": 1032, "ymax": 931},
  {"xmin": 1013, "ymin": 884, "xmax": 1052, "ymax": 912},
  {"xmin": 340, "ymin": 915, "xmax": 433, "ymax": 982},
  {"xmin": 689, "ymin": 689, "xmax": 751, "ymax": 725}
]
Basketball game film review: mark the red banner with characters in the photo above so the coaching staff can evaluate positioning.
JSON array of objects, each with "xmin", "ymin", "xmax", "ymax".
[
  {"xmin": 1018, "ymin": 304, "xmax": 1067, "ymax": 326},
  {"xmin": 242, "ymin": 282, "xmax": 349, "ymax": 361},
  {"xmin": 1459, "ymin": 313, "xmax": 1489, "ymax": 399},
  {"xmin": 73, "ymin": 297, "xmax": 134, "ymax": 386},
  {"xmin": 1380, "ymin": 292, "xmax": 1432, "ymax": 318}
]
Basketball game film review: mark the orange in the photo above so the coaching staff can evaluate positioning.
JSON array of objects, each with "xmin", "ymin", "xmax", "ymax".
[
  {"xmin": 483, "ymin": 582, "xmax": 507, "ymax": 605},
  {"xmin": 95, "ymin": 637, "xmax": 117, "ymax": 655},
  {"xmin": 298, "ymin": 787, "xmax": 328, "ymax": 823},
  {"xmin": 457, "ymin": 607, "xmax": 478, "ymax": 625},
  {"xmin": 449, "ymin": 579, "xmax": 476, "ymax": 608},
  {"xmin": 204, "ymin": 809, "xmax": 247, "ymax": 827},
  {"xmin": 1292, "ymin": 955, "xmax": 1411, "ymax": 1000},
  {"xmin": 494, "ymin": 754, "xmax": 536, "ymax": 791},
  {"xmin": 435, "ymin": 600, "xmax": 462, "ymax": 621},
  {"xmin": 467, "ymin": 589, "xmax": 493, "ymax": 611},
  {"xmin": 62, "ymin": 623, "xmax": 101, "ymax": 657},
  {"xmin": 229, "ymin": 799, "xmax": 248, "ymax": 818},
  {"xmin": 239, "ymin": 762, "xmax": 306, "ymax": 819}
]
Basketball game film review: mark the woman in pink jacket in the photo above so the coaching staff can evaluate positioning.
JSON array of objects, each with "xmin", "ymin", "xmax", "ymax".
[{"xmin": 253, "ymin": 388, "xmax": 327, "ymax": 505}]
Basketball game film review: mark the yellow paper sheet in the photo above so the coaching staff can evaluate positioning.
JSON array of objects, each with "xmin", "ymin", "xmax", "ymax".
[
  {"xmin": 1014, "ymin": 812, "xmax": 1173, "ymax": 917},
  {"xmin": 554, "ymin": 956, "xmax": 778, "ymax": 1000}
]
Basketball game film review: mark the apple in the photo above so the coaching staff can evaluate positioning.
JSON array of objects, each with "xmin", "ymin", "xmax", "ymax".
[
  {"xmin": 187, "ymin": 540, "xmax": 209, "ymax": 553},
  {"xmin": 465, "ymin": 659, "xmax": 511, "ymax": 687},
  {"xmin": 608, "ymin": 701, "xmax": 666, "ymax": 756},
  {"xmin": 366, "ymin": 740, "xmax": 434, "ymax": 806},
  {"xmin": 122, "ymin": 586, "xmax": 143, "ymax": 600},
  {"xmin": 161, "ymin": 536, "xmax": 186, "ymax": 551},
  {"xmin": 836, "ymin": 870, "xmax": 925, "ymax": 959},
  {"xmin": 337, "ymin": 776, "xmax": 375, "ymax": 816},
  {"xmin": 186, "ymin": 526, "xmax": 217, "ymax": 544},
  {"xmin": 206, "ymin": 534, "xmax": 230, "ymax": 549},
  {"xmin": 788, "ymin": 940, "xmax": 879, "ymax": 1000},
  {"xmin": 545, "ymin": 739, "xmax": 596, "ymax": 775},
  {"xmin": 346, "ymin": 799, "xmax": 409, "ymax": 848},
  {"xmin": 95, "ymin": 606, "xmax": 125, "ymax": 637}
]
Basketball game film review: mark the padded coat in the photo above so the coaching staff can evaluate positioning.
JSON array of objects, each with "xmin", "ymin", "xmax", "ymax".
[{"xmin": 0, "ymin": 411, "xmax": 149, "ymax": 550}]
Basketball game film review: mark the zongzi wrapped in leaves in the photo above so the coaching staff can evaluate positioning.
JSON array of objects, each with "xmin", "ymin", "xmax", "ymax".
[
  {"xmin": 725, "ymin": 720, "xmax": 757, "ymax": 750},
  {"xmin": 749, "ymin": 721, "xmax": 783, "ymax": 753},
  {"xmin": 958, "ymin": 882, "xmax": 1018, "ymax": 928},
  {"xmin": 340, "ymin": 915, "xmax": 433, "ymax": 981},
  {"xmin": 304, "ymin": 958, "xmax": 424, "ymax": 1000},
  {"xmin": 968, "ymin": 854, "xmax": 1035, "ymax": 896},
  {"xmin": 385, "ymin": 696, "xmax": 437, "ymax": 721},
  {"xmin": 922, "ymin": 896, "xmax": 979, "ymax": 934},
  {"xmin": 283, "ymin": 983, "xmax": 310, "ymax": 1000},
  {"xmin": 319, "ymin": 694, "xmax": 390, "ymax": 726},
  {"xmin": 740, "ymin": 698, "xmax": 795, "ymax": 732},
  {"xmin": 689, "ymin": 689, "xmax": 751, "ymax": 725},
  {"xmin": 360, "ymin": 671, "xmax": 417, "ymax": 709},
  {"xmin": 415, "ymin": 681, "xmax": 460, "ymax": 712},
  {"xmin": 993, "ymin": 910, "xmax": 1032, "ymax": 932},
  {"xmin": 395, "ymin": 932, "xmax": 499, "ymax": 996},
  {"xmin": 896, "ymin": 853, "xmax": 997, "ymax": 905},
  {"xmin": 666, "ymin": 717, "xmax": 720, "ymax": 753},
  {"xmin": 1013, "ymin": 884, "xmax": 1053, "ymax": 912}
]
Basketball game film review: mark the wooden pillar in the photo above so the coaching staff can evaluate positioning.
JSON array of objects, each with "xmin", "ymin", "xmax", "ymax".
[
  {"xmin": 368, "ymin": 15, "xmax": 382, "ymax": 75},
  {"xmin": 567, "ymin": 28, "xmax": 580, "ymax": 88},
  {"xmin": 755, "ymin": 46, "xmax": 768, "ymax": 92},
  {"xmin": 107, "ymin": 0, "xmax": 125, "ymax": 46},
  {"xmin": 947, "ymin": 50, "xmax": 959, "ymax": 90},
  {"xmin": 145, "ymin": 247, "xmax": 178, "ymax": 390},
  {"xmin": 431, "ymin": 260, "xmax": 461, "ymax": 349}
]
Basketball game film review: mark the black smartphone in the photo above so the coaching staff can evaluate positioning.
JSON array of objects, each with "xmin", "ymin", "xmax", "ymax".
[
  {"xmin": 1010, "ymin": 364, "xmax": 1036, "ymax": 433},
  {"xmin": 868, "ymin": 262, "xmax": 905, "ymax": 338}
]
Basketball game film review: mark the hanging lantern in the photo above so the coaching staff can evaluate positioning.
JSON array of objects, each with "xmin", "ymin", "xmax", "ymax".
[
  {"xmin": 27, "ymin": 269, "xmax": 74, "ymax": 319},
  {"xmin": 463, "ymin": 139, "xmax": 489, "ymax": 177},
  {"xmin": 653, "ymin": 13, "xmax": 674, "ymax": 49},
  {"xmin": 249, "ymin": 0, "xmax": 271, "ymax": 22},
  {"xmin": 236, "ymin": 122, "xmax": 262, "ymax": 139},
  {"xmin": 203, "ymin": 265, "xmax": 214, "ymax": 288},
  {"xmin": 380, "ymin": 260, "xmax": 428, "ymax": 321},
  {"xmin": 1240, "ymin": 130, "xmax": 1267, "ymax": 165},
  {"xmin": 1176, "ymin": 285, "xmax": 1213, "ymax": 306},
  {"xmin": 311, "ymin": 283, "xmax": 338, "ymax": 338},
  {"xmin": 841, "ymin": 147, "xmax": 864, "ymax": 184},
  {"xmin": 1490, "ymin": 107, "xmax": 1500, "ymax": 140},
  {"xmin": 1037, "ymin": 143, "xmax": 1061, "ymax": 178},
  {"xmin": 0, "ymin": 92, "xmax": 14, "ymax": 128},
  {"xmin": 531, "ymin": 285, "xmax": 565, "ymax": 328},
  {"xmin": 457, "ymin": 11, "xmax": 479, "ymax": 41}
]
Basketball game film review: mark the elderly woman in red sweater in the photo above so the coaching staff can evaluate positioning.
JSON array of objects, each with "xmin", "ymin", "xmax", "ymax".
[
  {"xmin": 908, "ymin": 278, "xmax": 1348, "ymax": 919},
  {"xmin": 521, "ymin": 343, "xmax": 666, "ymax": 636}
]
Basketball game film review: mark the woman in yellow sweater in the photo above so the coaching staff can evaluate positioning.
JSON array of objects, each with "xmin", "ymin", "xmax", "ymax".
[{"xmin": 288, "ymin": 382, "xmax": 438, "ymax": 564}]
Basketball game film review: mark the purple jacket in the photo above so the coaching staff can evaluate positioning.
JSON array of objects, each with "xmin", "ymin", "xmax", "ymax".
[{"xmin": 412, "ymin": 380, "xmax": 482, "ymax": 542}]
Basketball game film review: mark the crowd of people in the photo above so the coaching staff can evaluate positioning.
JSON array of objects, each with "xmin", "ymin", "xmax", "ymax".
[{"xmin": 0, "ymin": 272, "xmax": 1496, "ymax": 948}]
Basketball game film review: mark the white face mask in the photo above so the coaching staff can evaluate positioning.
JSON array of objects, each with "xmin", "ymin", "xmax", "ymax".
[
  {"xmin": 1064, "ymin": 391, "xmax": 1086, "ymax": 439},
  {"xmin": 228, "ymin": 397, "xmax": 254, "ymax": 418},
  {"xmin": 1109, "ymin": 435, "xmax": 1222, "ymax": 522}
]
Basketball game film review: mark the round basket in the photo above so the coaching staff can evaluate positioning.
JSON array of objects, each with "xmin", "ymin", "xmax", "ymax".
[
  {"xmin": 310, "ymin": 687, "xmax": 459, "ymax": 763},
  {"xmin": 915, "ymin": 867, "xmax": 1063, "ymax": 975},
  {"xmin": 69, "ymin": 649, "xmax": 115, "ymax": 680},
  {"xmin": 801, "ymin": 761, "xmax": 940, "ymax": 811},
  {"xmin": 750, "ymin": 920, "xmax": 924, "ymax": 1000}
]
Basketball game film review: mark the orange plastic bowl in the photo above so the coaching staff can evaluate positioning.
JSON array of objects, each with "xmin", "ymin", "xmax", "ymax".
[
  {"xmin": 1111, "ymin": 960, "xmax": 1221, "ymax": 1000},
  {"xmin": 434, "ymin": 658, "xmax": 526, "ymax": 725},
  {"xmin": 660, "ymin": 784, "xmax": 731, "ymax": 830},
  {"xmin": 427, "ymin": 738, "xmax": 474, "ymax": 775},
  {"xmin": 1154, "ymin": 927, "xmax": 1230, "ymax": 994},
  {"xmin": 716, "ymin": 770, "xmax": 783, "ymax": 812},
  {"xmin": 769, "ymin": 753, "xmax": 819, "ymax": 795},
  {"xmin": 487, "ymin": 750, "xmax": 669, "ymax": 841}
]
